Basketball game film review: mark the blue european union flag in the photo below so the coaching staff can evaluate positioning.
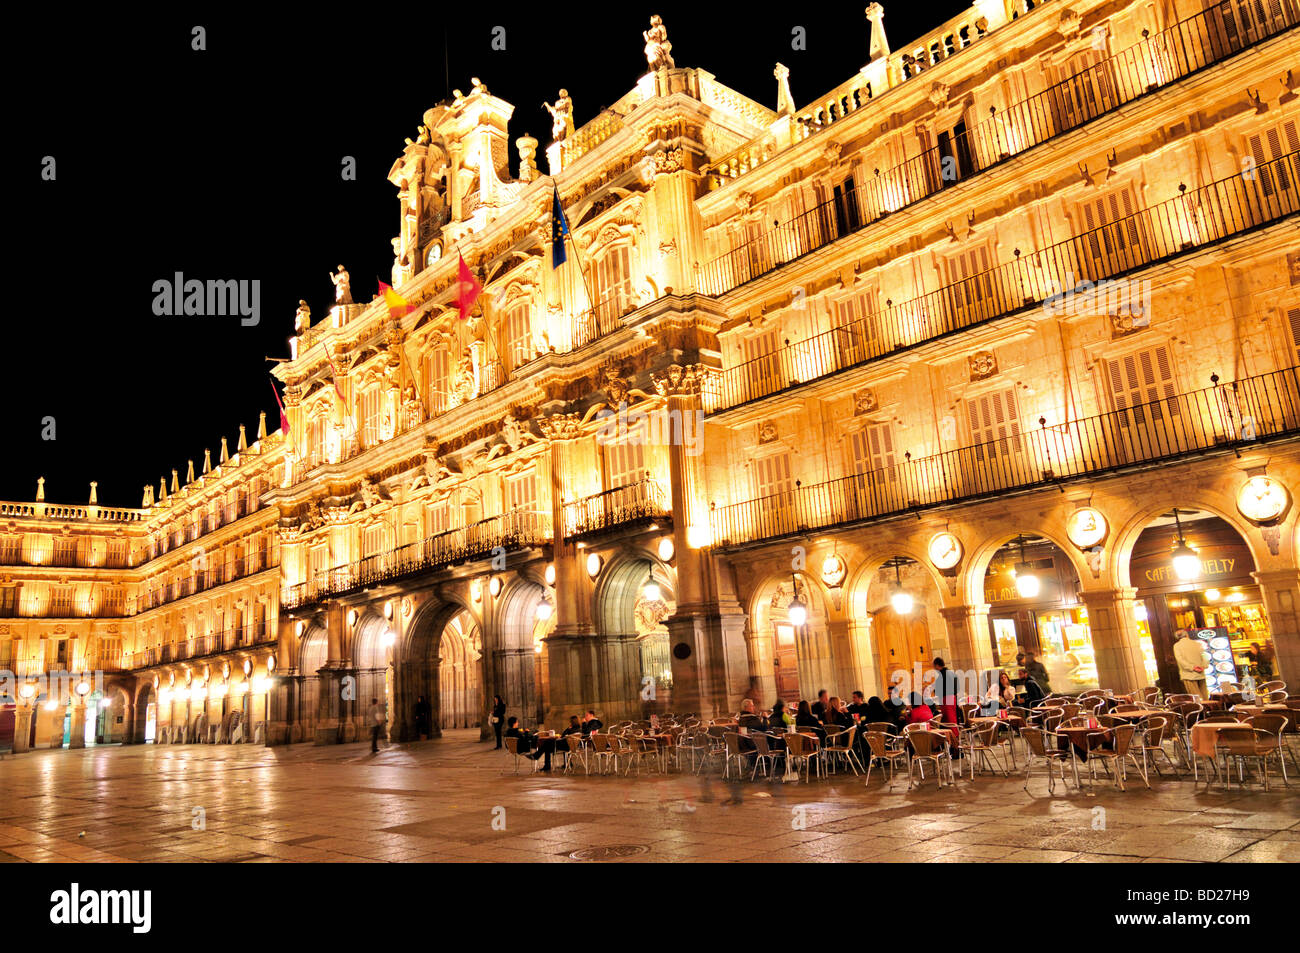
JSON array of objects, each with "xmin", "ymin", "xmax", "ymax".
[{"xmin": 551, "ymin": 185, "xmax": 570, "ymax": 269}]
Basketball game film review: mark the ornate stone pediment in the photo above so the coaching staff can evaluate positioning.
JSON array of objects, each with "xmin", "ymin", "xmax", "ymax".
[
  {"xmin": 500, "ymin": 411, "xmax": 540, "ymax": 451},
  {"xmin": 650, "ymin": 363, "xmax": 711, "ymax": 396},
  {"xmin": 538, "ymin": 413, "xmax": 582, "ymax": 440}
]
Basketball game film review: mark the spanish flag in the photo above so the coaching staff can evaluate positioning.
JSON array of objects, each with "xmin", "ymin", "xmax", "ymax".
[
  {"xmin": 455, "ymin": 253, "xmax": 482, "ymax": 321},
  {"xmin": 378, "ymin": 279, "xmax": 414, "ymax": 319}
]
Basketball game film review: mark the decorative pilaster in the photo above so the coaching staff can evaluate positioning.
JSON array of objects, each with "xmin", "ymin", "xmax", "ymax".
[
  {"xmin": 938, "ymin": 603, "xmax": 995, "ymax": 675},
  {"xmin": 1251, "ymin": 569, "xmax": 1300, "ymax": 685},
  {"xmin": 1078, "ymin": 587, "xmax": 1148, "ymax": 694}
]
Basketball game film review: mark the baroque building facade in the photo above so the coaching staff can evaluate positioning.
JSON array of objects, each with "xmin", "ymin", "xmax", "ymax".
[{"xmin": 2, "ymin": 0, "xmax": 1299, "ymax": 751}]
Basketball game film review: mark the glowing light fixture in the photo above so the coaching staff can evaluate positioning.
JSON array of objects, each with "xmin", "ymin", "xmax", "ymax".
[
  {"xmin": 586, "ymin": 552, "xmax": 603, "ymax": 578},
  {"xmin": 266, "ymin": 654, "xmax": 276, "ymax": 674},
  {"xmin": 19, "ymin": 682, "xmax": 36, "ymax": 701},
  {"xmin": 347, "ymin": 609, "xmax": 358, "ymax": 627},
  {"xmin": 535, "ymin": 599, "xmax": 553, "ymax": 621},
  {"xmin": 786, "ymin": 573, "xmax": 807, "ymax": 627},
  {"xmin": 1205, "ymin": 588, "xmax": 1221, "ymax": 602},
  {"xmin": 544, "ymin": 563, "xmax": 556, "ymax": 586},
  {"xmin": 1013, "ymin": 537, "xmax": 1040, "ymax": 599},
  {"xmin": 1134, "ymin": 603, "xmax": 1148, "ymax": 621},
  {"xmin": 384, "ymin": 601, "xmax": 393, "ymax": 619},
  {"xmin": 657, "ymin": 537, "xmax": 675, "ymax": 563},
  {"xmin": 1170, "ymin": 509, "xmax": 1200, "ymax": 581},
  {"xmin": 686, "ymin": 525, "xmax": 711, "ymax": 549},
  {"xmin": 889, "ymin": 560, "xmax": 914, "ymax": 615},
  {"xmin": 76, "ymin": 679, "xmax": 91, "ymax": 697},
  {"xmin": 45, "ymin": 699, "xmax": 59, "ymax": 712},
  {"xmin": 821, "ymin": 552, "xmax": 847, "ymax": 588},
  {"xmin": 488, "ymin": 575, "xmax": 502, "ymax": 597},
  {"xmin": 643, "ymin": 571, "xmax": 661, "ymax": 602},
  {"xmin": 381, "ymin": 630, "xmax": 396, "ymax": 648}
]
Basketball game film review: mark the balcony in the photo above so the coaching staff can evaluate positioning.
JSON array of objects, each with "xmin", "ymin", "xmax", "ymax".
[
  {"xmin": 712, "ymin": 366, "xmax": 1300, "ymax": 549},
  {"xmin": 281, "ymin": 511, "xmax": 552, "ymax": 610},
  {"xmin": 562, "ymin": 478, "xmax": 670, "ymax": 539},
  {"xmin": 706, "ymin": 150, "xmax": 1300, "ymax": 414},
  {"xmin": 128, "ymin": 622, "xmax": 276, "ymax": 670},
  {"xmin": 139, "ymin": 549, "xmax": 273, "ymax": 612},
  {"xmin": 699, "ymin": 0, "xmax": 1299, "ymax": 296}
]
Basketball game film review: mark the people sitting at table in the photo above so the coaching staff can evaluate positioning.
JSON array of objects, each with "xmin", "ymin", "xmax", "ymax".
[
  {"xmin": 796, "ymin": 700, "xmax": 827, "ymax": 742},
  {"xmin": 847, "ymin": 691, "xmax": 869, "ymax": 719},
  {"xmin": 862, "ymin": 695, "xmax": 892, "ymax": 725},
  {"xmin": 561, "ymin": 715, "xmax": 583, "ymax": 738},
  {"xmin": 824, "ymin": 696, "xmax": 852, "ymax": 730},
  {"xmin": 905, "ymin": 693, "xmax": 934, "ymax": 726},
  {"xmin": 1023, "ymin": 651, "xmax": 1051, "ymax": 700},
  {"xmin": 738, "ymin": 698, "xmax": 766, "ymax": 731},
  {"xmin": 769, "ymin": 699, "xmax": 793, "ymax": 732},
  {"xmin": 505, "ymin": 717, "xmax": 554, "ymax": 771},
  {"xmin": 810, "ymin": 689, "xmax": 831, "ymax": 722},
  {"xmin": 883, "ymin": 680, "xmax": 909, "ymax": 728},
  {"xmin": 980, "ymin": 670, "xmax": 1015, "ymax": 715},
  {"xmin": 581, "ymin": 710, "xmax": 603, "ymax": 735}
]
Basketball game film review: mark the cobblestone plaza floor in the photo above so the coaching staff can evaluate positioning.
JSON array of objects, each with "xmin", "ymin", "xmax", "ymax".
[{"xmin": 1, "ymin": 730, "xmax": 1297, "ymax": 863}]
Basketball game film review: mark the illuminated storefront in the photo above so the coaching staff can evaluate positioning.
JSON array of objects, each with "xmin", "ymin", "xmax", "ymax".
[{"xmin": 1130, "ymin": 514, "xmax": 1275, "ymax": 692}]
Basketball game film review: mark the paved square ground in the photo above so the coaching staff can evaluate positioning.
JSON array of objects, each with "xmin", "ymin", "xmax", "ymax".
[{"xmin": 1, "ymin": 730, "xmax": 1296, "ymax": 862}]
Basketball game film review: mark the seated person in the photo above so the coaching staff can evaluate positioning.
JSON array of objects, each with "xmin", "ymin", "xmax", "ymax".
[
  {"xmin": 824, "ymin": 696, "xmax": 853, "ymax": 730},
  {"xmin": 737, "ymin": 698, "xmax": 766, "ymax": 731},
  {"xmin": 506, "ymin": 716, "xmax": 556, "ymax": 771},
  {"xmin": 580, "ymin": 710, "xmax": 603, "ymax": 736},
  {"xmin": 795, "ymin": 700, "xmax": 826, "ymax": 742},
  {"xmin": 846, "ymin": 691, "xmax": 870, "ymax": 720},
  {"xmin": 561, "ymin": 715, "xmax": 583, "ymax": 737},
  {"xmin": 905, "ymin": 693, "xmax": 935, "ymax": 725}
]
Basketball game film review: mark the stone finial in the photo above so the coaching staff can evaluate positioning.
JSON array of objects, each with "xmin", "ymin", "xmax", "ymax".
[
  {"xmin": 202, "ymin": 449, "xmax": 212, "ymax": 475},
  {"xmin": 186, "ymin": 460, "xmax": 195, "ymax": 484},
  {"xmin": 516, "ymin": 134, "xmax": 539, "ymax": 182},
  {"xmin": 219, "ymin": 437, "xmax": 229, "ymax": 464},
  {"xmin": 170, "ymin": 469, "xmax": 179, "ymax": 494},
  {"xmin": 774, "ymin": 63, "xmax": 795, "ymax": 116},
  {"xmin": 142, "ymin": 485, "xmax": 152, "ymax": 508},
  {"xmin": 89, "ymin": 482, "xmax": 98, "ymax": 505},
  {"xmin": 257, "ymin": 412, "xmax": 268, "ymax": 440},
  {"xmin": 36, "ymin": 476, "xmax": 45, "ymax": 502},
  {"xmin": 159, "ymin": 477, "xmax": 167, "ymax": 502},
  {"xmin": 238, "ymin": 425, "xmax": 248, "ymax": 453},
  {"xmin": 866, "ymin": 3, "xmax": 889, "ymax": 61}
]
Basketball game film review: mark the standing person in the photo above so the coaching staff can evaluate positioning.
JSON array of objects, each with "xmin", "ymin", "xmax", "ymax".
[
  {"xmin": 1023, "ymin": 651, "xmax": 1051, "ymax": 701},
  {"xmin": 931, "ymin": 658, "xmax": 960, "ymax": 725},
  {"xmin": 1173, "ymin": 630, "xmax": 1211, "ymax": 699},
  {"xmin": 414, "ymin": 694, "xmax": 432, "ymax": 740},
  {"xmin": 491, "ymin": 694, "xmax": 506, "ymax": 749},
  {"xmin": 367, "ymin": 697, "xmax": 385, "ymax": 753}
]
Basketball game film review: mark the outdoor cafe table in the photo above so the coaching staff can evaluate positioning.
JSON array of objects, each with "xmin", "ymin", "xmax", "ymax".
[
  {"xmin": 1190, "ymin": 721, "xmax": 1246, "ymax": 759},
  {"xmin": 1102, "ymin": 708, "xmax": 1165, "ymax": 722},
  {"xmin": 970, "ymin": 714, "xmax": 1026, "ymax": 730},
  {"xmin": 1231, "ymin": 704, "xmax": 1290, "ymax": 718},
  {"xmin": 1055, "ymin": 724, "xmax": 1114, "ymax": 761}
]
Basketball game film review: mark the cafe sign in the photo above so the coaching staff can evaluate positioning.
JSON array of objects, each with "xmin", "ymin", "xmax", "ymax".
[{"xmin": 1139, "ymin": 556, "xmax": 1240, "ymax": 586}]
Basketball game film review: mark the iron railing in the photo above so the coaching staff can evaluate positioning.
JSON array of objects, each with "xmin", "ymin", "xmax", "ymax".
[
  {"xmin": 281, "ymin": 510, "xmax": 553, "ymax": 609},
  {"xmin": 562, "ymin": 478, "xmax": 670, "ymax": 538},
  {"xmin": 705, "ymin": 150, "xmax": 1300, "ymax": 413},
  {"xmin": 573, "ymin": 291, "xmax": 634, "ymax": 350},
  {"xmin": 712, "ymin": 366, "xmax": 1300, "ymax": 549},
  {"xmin": 128, "ymin": 622, "xmax": 275, "ymax": 670},
  {"xmin": 699, "ymin": 0, "xmax": 1300, "ymax": 297},
  {"xmin": 140, "ymin": 549, "xmax": 273, "ymax": 612}
]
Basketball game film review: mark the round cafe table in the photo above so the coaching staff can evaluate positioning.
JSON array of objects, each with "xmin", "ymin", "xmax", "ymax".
[
  {"xmin": 1230, "ymin": 704, "xmax": 1289, "ymax": 718},
  {"xmin": 1102, "ymin": 708, "xmax": 1164, "ymax": 722},
  {"xmin": 970, "ymin": 714, "xmax": 1025, "ymax": 732},
  {"xmin": 1055, "ymin": 725, "xmax": 1114, "ymax": 762}
]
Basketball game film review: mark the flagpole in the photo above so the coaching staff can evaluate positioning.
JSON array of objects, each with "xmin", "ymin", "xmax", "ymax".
[{"xmin": 551, "ymin": 176, "xmax": 599, "ymax": 320}]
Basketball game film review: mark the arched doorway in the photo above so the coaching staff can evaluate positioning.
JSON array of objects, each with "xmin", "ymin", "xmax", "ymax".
[
  {"xmin": 437, "ymin": 608, "xmax": 483, "ymax": 729},
  {"xmin": 860, "ymin": 556, "xmax": 944, "ymax": 698},
  {"xmin": 981, "ymin": 534, "xmax": 1091, "ymax": 693},
  {"xmin": 354, "ymin": 612, "xmax": 396, "ymax": 736},
  {"xmin": 136, "ymin": 683, "xmax": 156, "ymax": 743},
  {"xmin": 297, "ymin": 625, "xmax": 328, "ymax": 743},
  {"xmin": 1126, "ymin": 508, "xmax": 1273, "ymax": 693},
  {"xmin": 749, "ymin": 572, "xmax": 834, "ymax": 706},
  {"xmin": 594, "ymin": 555, "xmax": 677, "ymax": 714}
]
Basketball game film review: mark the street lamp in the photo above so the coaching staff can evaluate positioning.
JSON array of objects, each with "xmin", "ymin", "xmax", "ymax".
[
  {"xmin": 642, "ymin": 570, "xmax": 661, "ymax": 602},
  {"xmin": 1170, "ymin": 508, "xmax": 1200, "ymax": 581},
  {"xmin": 888, "ymin": 560, "xmax": 914, "ymax": 615}
]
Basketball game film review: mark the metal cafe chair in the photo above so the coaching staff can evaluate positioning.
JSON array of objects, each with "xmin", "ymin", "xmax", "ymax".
[
  {"xmin": 502, "ymin": 736, "xmax": 537, "ymax": 774},
  {"xmin": 563, "ymin": 735, "xmax": 589, "ymax": 775},
  {"xmin": 1021, "ymin": 726, "xmax": 1071, "ymax": 795},
  {"xmin": 907, "ymin": 730, "xmax": 951, "ymax": 789},
  {"xmin": 821, "ymin": 725, "xmax": 864, "ymax": 776},
  {"xmin": 750, "ymin": 731, "xmax": 783, "ymax": 780},
  {"xmin": 864, "ymin": 731, "xmax": 909, "ymax": 787}
]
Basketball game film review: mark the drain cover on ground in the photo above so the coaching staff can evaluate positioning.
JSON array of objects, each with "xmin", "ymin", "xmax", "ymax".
[{"xmin": 567, "ymin": 844, "xmax": 649, "ymax": 860}]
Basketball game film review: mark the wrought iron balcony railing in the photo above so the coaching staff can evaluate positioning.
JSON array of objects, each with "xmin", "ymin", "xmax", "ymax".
[
  {"xmin": 562, "ymin": 478, "xmax": 670, "ymax": 538},
  {"xmin": 139, "ymin": 549, "xmax": 273, "ymax": 612},
  {"xmin": 128, "ymin": 622, "xmax": 275, "ymax": 670},
  {"xmin": 712, "ymin": 366, "xmax": 1300, "ymax": 549},
  {"xmin": 705, "ymin": 150, "xmax": 1300, "ymax": 413},
  {"xmin": 699, "ymin": 0, "xmax": 1299, "ymax": 296},
  {"xmin": 281, "ymin": 510, "xmax": 553, "ymax": 610}
]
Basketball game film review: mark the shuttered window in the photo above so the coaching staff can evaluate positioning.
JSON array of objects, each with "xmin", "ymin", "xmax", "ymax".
[
  {"xmin": 427, "ymin": 348, "xmax": 452, "ymax": 416},
  {"xmin": 1080, "ymin": 188, "xmax": 1145, "ymax": 261},
  {"xmin": 1104, "ymin": 345, "xmax": 1180, "ymax": 423},
  {"xmin": 1287, "ymin": 306, "xmax": 1300, "ymax": 365},
  {"xmin": 742, "ymin": 328, "xmax": 782, "ymax": 395},
  {"xmin": 835, "ymin": 288, "xmax": 881, "ymax": 364},
  {"xmin": 944, "ymin": 246, "xmax": 994, "ymax": 311},
  {"xmin": 359, "ymin": 388, "xmax": 383, "ymax": 448},
  {"xmin": 362, "ymin": 525, "xmax": 385, "ymax": 559},
  {"xmin": 505, "ymin": 303, "xmax": 532, "ymax": 370},
  {"xmin": 604, "ymin": 431, "xmax": 647, "ymax": 490},
  {"xmin": 755, "ymin": 452, "xmax": 794, "ymax": 500},
  {"xmin": 848, "ymin": 422, "xmax": 897, "ymax": 478},
  {"xmin": 966, "ymin": 388, "xmax": 1023, "ymax": 460},
  {"xmin": 426, "ymin": 502, "xmax": 451, "ymax": 537},
  {"xmin": 592, "ymin": 245, "xmax": 633, "ymax": 319},
  {"xmin": 1246, "ymin": 118, "xmax": 1299, "ymax": 196},
  {"xmin": 507, "ymin": 472, "xmax": 537, "ymax": 514}
]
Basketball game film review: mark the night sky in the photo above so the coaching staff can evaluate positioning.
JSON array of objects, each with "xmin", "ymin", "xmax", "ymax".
[{"xmin": 11, "ymin": 2, "xmax": 971, "ymax": 508}]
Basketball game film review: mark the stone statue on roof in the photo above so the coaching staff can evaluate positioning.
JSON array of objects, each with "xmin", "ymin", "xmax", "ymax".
[
  {"xmin": 329, "ymin": 265, "xmax": 352, "ymax": 304},
  {"xmin": 643, "ymin": 15, "xmax": 674, "ymax": 71},
  {"xmin": 544, "ymin": 89, "xmax": 574, "ymax": 142}
]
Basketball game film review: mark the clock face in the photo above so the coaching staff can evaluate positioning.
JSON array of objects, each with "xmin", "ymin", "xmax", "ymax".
[
  {"xmin": 821, "ymin": 553, "xmax": 847, "ymax": 587},
  {"xmin": 928, "ymin": 533, "xmax": 962, "ymax": 569},
  {"xmin": 1066, "ymin": 508, "xmax": 1108, "ymax": 549},
  {"xmin": 1237, "ymin": 476, "xmax": 1288, "ymax": 523}
]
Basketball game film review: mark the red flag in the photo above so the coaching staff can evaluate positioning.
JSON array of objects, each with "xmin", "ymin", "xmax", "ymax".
[
  {"xmin": 378, "ymin": 279, "xmax": 414, "ymax": 318},
  {"xmin": 455, "ymin": 253, "xmax": 481, "ymax": 321},
  {"xmin": 270, "ymin": 380, "xmax": 290, "ymax": 439},
  {"xmin": 327, "ymin": 355, "xmax": 346, "ymax": 400}
]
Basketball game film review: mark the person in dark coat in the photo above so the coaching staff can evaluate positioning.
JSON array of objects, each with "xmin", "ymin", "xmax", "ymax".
[
  {"xmin": 491, "ymin": 695, "xmax": 507, "ymax": 749},
  {"xmin": 414, "ymin": 695, "xmax": 433, "ymax": 740}
]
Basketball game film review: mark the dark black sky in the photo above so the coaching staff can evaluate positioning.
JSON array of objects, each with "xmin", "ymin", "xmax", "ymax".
[{"xmin": 11, "ymin": 1, "xmax": 970, "ymax": 508}]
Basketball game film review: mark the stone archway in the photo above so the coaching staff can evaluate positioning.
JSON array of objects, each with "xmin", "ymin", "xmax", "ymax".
[
  {"xmin": 593, "ymin": 554, "xmax": 677, "ymax": 716},
  {"xmin": 296, "ymin": 624, "xmax": 328, "ymax": 743},
  {"xmin": 398, "ymin": 599, "xmax": 488, "ymax": 742}
]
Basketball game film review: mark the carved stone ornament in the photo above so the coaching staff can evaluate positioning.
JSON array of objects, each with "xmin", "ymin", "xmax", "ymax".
[
  {"xmin": 853, "ymin": 389, "xmax": 878, "ymax": 415},
  {"xmin": 500, "ymin": 411, "xmax": 539, "ymax": 451},
  {"xmin": 758, "ymin": 421, "xmax": 779, "ymax": 443},
  {"xmin": 1109, "ymin": 307, "xmax": 1149, "ymax": 337},
  {"xmin": 602, "ymin": 366, "xmax": 632, "ymax": 403},
  {"xmin": 823, "ymin": 141, "xmax": 843, "ymax": 164},
  {"xmin": 538, "ymin": 413, "xmax": 583, "ymax": 440},
  {"xmin": 650, "ymin": 363, "xmax": 711, "ymax": 396},
  {"xmin": 652, "ymin": 148, "xmax": 684, "ymax": 174},
  {"xmin": 968, "ymin": 350, "xmax": 998, "ymax": 381},
  {"xmin": 928, "ymin": 82, "xmax": 949, "ymax": 108},
  {"xmin": 1287, "ymin": 251, "xmax": 1300, "ymax": 286},
  {"xmin": 1058, "ymin": 8, "xmax": 1082, "ymax": 38}
]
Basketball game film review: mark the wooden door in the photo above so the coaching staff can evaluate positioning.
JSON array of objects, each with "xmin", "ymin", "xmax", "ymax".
[
  {"xmin": 874, "ymin": 607, "xmax": 932, "ymax": 693},
  {"xmin": 773, "ymin": 624, "xmax": 801, "ymax": 703}
]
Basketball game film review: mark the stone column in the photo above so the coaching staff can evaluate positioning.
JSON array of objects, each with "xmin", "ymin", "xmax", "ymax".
[
  {"xmin": 1079, "ymin": 587, "xmax": 1148, "ymax": 694},
  {"xmin": 844, "ymin": 617, "xmax": 880, "ymax": 699},
  {"xmin": 1251, "ymin": 569, "xmax": 1300, "ymax": 685},
  {"xmin": 743, "ymin": 617, "xmax": 776, "ymax": 704},
  {"xmin": 939, "ymin": 603, "xmax": 995, "ymax": 677}
]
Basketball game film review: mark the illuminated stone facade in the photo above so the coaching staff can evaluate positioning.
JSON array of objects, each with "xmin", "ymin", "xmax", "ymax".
[{"xmin": 2, "ymin": 0, "xmax": 1299, "ymax": 751}]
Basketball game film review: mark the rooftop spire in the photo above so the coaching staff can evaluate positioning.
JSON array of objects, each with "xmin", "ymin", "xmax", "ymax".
[
  {"xmin": 866, "ymin": 3, "xmax": 889, "ymax": 62},
  {"xmin": 202, "ymin": 449, "xmax": 212, "ymax": 475},
  {"xmin": 89, "ymin": 481, "xmax": 98, "ymax": 505},
  {"xmin": 36, "ymin": 476, "xmax": 45, "ymax": 502},
  {"xmin": 170, "ymin": 469, "xmax": 179, "ymax": 494},
  {"xmin": 159, "ymin": 476, "xmax": 167, "ymax": 502},
  {"xmin": 186, "ymin": 459, "xmax": 196, "ymax": 484},
  {"xmin": 238, "ymin": 424, "xmax": 248, "ymax": 453},
  {"xmin": 142, "ymin": 485, "xmax": 152, "ymax": 508},
  {"xmin": 257, "ymin": 412, "xmax": 267, "ymax": 440},
  {"xmin": 219, "ymin": 437, "xmax": 229, "ymax": 464}
]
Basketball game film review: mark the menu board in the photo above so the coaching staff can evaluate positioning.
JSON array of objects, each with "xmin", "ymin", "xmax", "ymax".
[{"xmin": 1193, "ymin": 627, "xmax": 1237, "ymax": 692}]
